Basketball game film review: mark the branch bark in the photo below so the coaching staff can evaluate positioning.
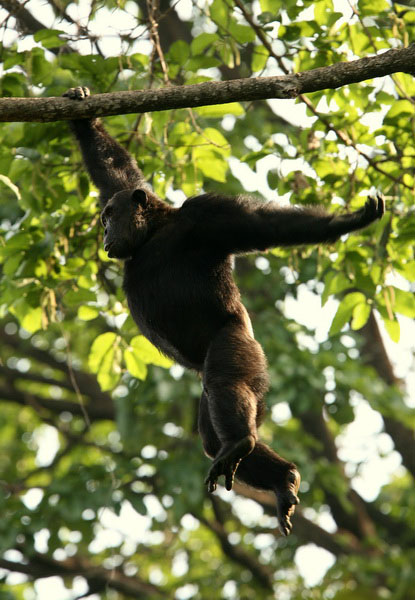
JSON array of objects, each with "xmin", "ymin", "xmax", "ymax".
[
  {"xmin": 232, "ymin": 483, "xmax": 362, "ymax": 556},
  {"xmin": 360, "ymin": 311, "xmax": 415, "ymax": 478},
  {"xmin": 0, "ymin": 328, "xmax": 113, "ymax": 410},
  {"xmin": 196, "ymin": 508, "xmax": 274, "ymax": 591},
  {"xmin": 0, "ymin": 0, "xmax": 73, "ymax": 54},
  {"xmin": 1, "ymin": 45, "xmax": 415, "ymax": 122},
  {"xmin": 0, "ymin": 552, "xmax": 167, "ymax": 598},
  {"xmin": 297, "ymin": 409, "xmax": 376, "ymax": 540},
  {"xmin": 0, "ymin": 0, "xmax": 53, "ymax": 36},
  {"xmin": 0, "ymin": 384, "xmax": 114, "ymax": 420}
]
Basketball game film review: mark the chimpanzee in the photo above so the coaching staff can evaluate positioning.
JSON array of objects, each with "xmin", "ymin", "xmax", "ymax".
[{"xmin": 63, "ymin": 86, "xmax": 384, "ymax": 536}]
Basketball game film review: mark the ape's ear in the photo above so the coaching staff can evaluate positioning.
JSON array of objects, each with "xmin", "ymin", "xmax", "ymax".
[{"xmin": 132, "ymin": 189, "xmax": 148, "ymax": 207}]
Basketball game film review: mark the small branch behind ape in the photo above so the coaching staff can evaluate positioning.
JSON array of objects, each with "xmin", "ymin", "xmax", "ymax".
[
  {"xmin": 195, "ymin": 500, "xmax": 275, "ymax": 591},
  {"xmin": 1, "ymin": 44, "xmax": 415, "ymax": 122},
  {"xmin": 146, "ymin": 0, "xmax": 170, "ymax": 86}
]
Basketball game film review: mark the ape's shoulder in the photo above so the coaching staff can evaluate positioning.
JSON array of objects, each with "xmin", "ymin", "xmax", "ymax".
[{"xmin": 180, "ymin": 193, "xmax": 256, "ymax": 220}]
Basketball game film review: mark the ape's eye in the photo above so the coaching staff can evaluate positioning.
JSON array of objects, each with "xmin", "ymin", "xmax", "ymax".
[{"xmin": 101, "ymin": 209, "xmax": 112, "ymax": 226}]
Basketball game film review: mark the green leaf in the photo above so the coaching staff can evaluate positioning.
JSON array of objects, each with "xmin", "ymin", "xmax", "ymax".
[
  {"xmin": 384, "ymin": 100, "xmax": 415, "ymax": 123},
  {"xmin": 33, "ymin": 29, "xmax": 67, "ymax": 48},
  {"xmin": 89, "ymin": 332, "xmax": 117, "ymax": 372},
  {"xmin": 191, "ymin": 33, "xmax": 219, "ymax": 55},
  {"xmin": 21, "ymin": 306, "xmax": 43, "ymax": 333},
  {"xmin": 202, "ymin": 127, "xmax": 231, "ymax": 153},
  {"xmin": 397, "ymin": 262, "xmax": 415, "ymax": 282},
  {"xmin": 78, "ymin": 306, "xmax": 99, "ymax": 321},
  {"xmin": 10, "ymin": 297, "xmax": 43, "ymax": 333},
  {"xmin": 358, "ymin": 0, "xmax": 389, "ymax": 14},
  {"xmin": 195, "ymin": 151, "xmax": 228, "ymax": 182},
  {"xmin": 267, "ymin": 169, "xmax": 279, "ymax": 190},
  {"xmin": 251, "ymin": 45, "xmax": 269, "ymax": 72},
  {"xmin": 168, "ymin": 40, "xmax": 189, "ymax": 64},
  {"xmin": 260, "ymin": 0, "xmax": 280, "ymax": 10},
  {"xmin": 351, "ymin": 301, "xmax": 371, "ymax": 330},
  {"xmin": 210, "ymin": 0, "xmax": 228, "ymax": 27},
  {"xmin": 124, "ymin": 349, "xmax": 148, "ymax": 380},
  {"xmin": 130, "ymin": 335, "xmax": 173, "ymax": 368},
  {"xmin": 329, "ymin": 292, "xmax": 366, "ymax": 336},
  {"xmin": 195, "ymin": 103, "xmax": 244, "ymax": 118},
  {"xmin": 383, "ymin": 318, "xmax": 400, "ymax": 343},
  {"xmin": 391, "ymin": 287, "xmax": 415, "ymax": 318},
  {"xmin": 88, "ymin": 333, "xmax": 121, "ymax": 391},
  {"xmin": 26, "ymin": 48, "xmax": 53, "ymax": 85},
  {"xmin": 314, "ymin": 0, "xmax": 334, "ymax": 25},
  {"xmin": 64, "ymin": 289, "xmax": 97, "ymax": 306},
  {"xmin": 314, "ymin": 158, "xmax": 348, "ymax": 180},
  {"xmin": 322, "ymin": 272, "xmax": 351, "ymax": 305},
  {"xmin": 228, "ymin": 23, "xmax": 255, "ymax": 44}
]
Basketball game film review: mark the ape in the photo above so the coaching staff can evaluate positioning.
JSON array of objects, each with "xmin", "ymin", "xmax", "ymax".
[{"xmin": 63, "ymin": 86, "xmax": 384, "ymax": 536}]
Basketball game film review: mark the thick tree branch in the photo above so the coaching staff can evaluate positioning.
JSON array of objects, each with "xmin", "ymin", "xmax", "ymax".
[
  {"xmin": 0, "ymin": 0, "xmax": 73, "ymax": 54},
  {"xmin": 0, "ymin": 328, "xmax": 113, "ymax": 409},
  {"xmin": 0, "ymin": 553, "xmax": 167, "ymax": 598},
  {"xmin": 1, "ymin": 45, "xmax": 414, "ymax": 122},
  {"xmin": 0, "ymin": 384, "xmax": 114, "ymax": 420},
  {"xmin": 232, "ymin": 483, "xmax": 362, "ymax": 555},
  {"xmin": 360, "ymin": 311, "xmax": 415, "ymax": 478},
  {"xmin": 0, "ymin": 364, "xmax": 82, "ymax": 394},
  {"xmin": 297, "ymin": 409, "xmax": 376, "ymax": 540},
  {"xmin": 196, "ymin": 510, "xmax": 274, "ymax": 590},
  {"xmin": 0, "ymin": 0, "xmax": 51, "ymax": 36}
]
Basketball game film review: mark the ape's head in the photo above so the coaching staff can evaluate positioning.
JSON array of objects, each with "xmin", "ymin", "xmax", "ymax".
[{"xmin": 101, "ymin": 188, "xmax": 156, "ymax": 259}]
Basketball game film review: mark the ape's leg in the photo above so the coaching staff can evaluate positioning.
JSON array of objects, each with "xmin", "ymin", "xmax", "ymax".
[
  {"xmin": 202, "ymin": 317, "xmax": 267, "ymax": 492},
  {"xmin": 200, "ymin": 390, "xmax": 299, "ymax": 535},
  {"xmin": 198, "ymin": 389, "xmax": 221, "ymax": 459},
  {"xmin": 201, "ymin": 318, "xmax": 300, "ymax": 535}
]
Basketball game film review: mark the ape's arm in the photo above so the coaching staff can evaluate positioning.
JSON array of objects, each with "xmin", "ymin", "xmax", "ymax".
[
  {"xmin": 186, "ymin": 193, "xmax": 384, "ymax": 254},
  {"xmin": 63, "ymin": 87, "xmax": 143, "ymax": 207}
]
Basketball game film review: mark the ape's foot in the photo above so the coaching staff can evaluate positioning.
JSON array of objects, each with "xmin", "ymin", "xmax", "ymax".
[
  {"xmin": 62, "ymin": 86, "xmax": 90, "ymax": 100},
  {"xmin": 205, "ymin": 435, "xmax": 255, "ymax": 493},
  {"xmin": 274, "ymin": 468, "xmax": 301, "ymax": 536}
]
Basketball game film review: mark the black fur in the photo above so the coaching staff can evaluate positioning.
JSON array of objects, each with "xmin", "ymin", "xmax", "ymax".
[{"xmin": 64, "ymin": 87, "xmax": 384, "ymax": 536}]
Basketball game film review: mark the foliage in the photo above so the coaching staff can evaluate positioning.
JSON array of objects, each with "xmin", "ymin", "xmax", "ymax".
[{"xmin": 0, "ymin": 0, "xmax": 414, "ymax": 598}]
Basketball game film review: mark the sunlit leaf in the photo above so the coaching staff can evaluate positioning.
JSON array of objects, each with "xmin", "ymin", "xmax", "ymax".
[
  {"xmin": 130, "ymin": 335, "xmax": 173, "ymax": 368},
  {"xmin": 329, "ymin": 292, "xmax": 366, "ymax": 336}
]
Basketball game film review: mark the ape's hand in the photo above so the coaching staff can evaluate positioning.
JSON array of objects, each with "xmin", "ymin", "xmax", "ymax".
[{"xmin": 62, "ymin": 86, "xmax": 90, "ymax": 100}]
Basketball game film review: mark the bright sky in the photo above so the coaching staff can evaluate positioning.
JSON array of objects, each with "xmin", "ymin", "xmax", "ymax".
[{"xmin": 1, "ymin": 0, "xmax": 414, "ymax": 596}]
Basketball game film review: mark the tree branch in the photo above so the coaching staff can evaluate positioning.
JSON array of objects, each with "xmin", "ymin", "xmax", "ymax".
[
  {"xmin": 0, "ymin": 384, "xmax": 114, "ymax": 420},
  {"xmin": 0, "ymin": 328, "xmax": 113, "ymax": 409},
  {"xmin": 0, "ymin": 0, "xmax": 73, "ymax": 54},
  {"xmin": 360, "ymin": 311, "xmax": 415, "ymax": 478},
  {"xmin": 1, "ymin": 45, "xmax": 414, "ymax": 122},
  {"xmin": 0, "ymin": 553, "xmax": 167, "ymax": 598},
  {"xmin": 196, "ymin": 504, "xmax": 274, "ymax": 591},
  {"xmin": 298, "ymin": 409, "xmax": 377, "ymax": 540},
  {"xmin": 0, "ymin": 0, "xmax": 52, "ymax": 36},
  {"xmin": 232, "ymin": 483, "xmax": 362, "ymax": 556}
]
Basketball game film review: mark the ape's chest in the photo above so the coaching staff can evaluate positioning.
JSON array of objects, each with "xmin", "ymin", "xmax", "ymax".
[{"xmin": 122, "ymin": 251, "xmax": 238, "ymax": 368}]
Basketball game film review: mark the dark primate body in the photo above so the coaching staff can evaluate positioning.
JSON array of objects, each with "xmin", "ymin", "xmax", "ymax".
[{"xmin": 64, "ymin": 86, "xmax": 384, "ymax": 536}]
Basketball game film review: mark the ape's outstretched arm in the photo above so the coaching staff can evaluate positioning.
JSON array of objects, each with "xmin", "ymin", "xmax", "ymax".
[
  {"xmin": 186, "ymin": 193, "xmax": 384, "ymax": 254},
  {"xmin": 63, "ymin": 87, "xmax": 143, "ymax": 206}
]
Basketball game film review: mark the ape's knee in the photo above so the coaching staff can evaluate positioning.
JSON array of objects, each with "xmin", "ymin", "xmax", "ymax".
[{"xmin": 200, "ymin": 432, "xmax": 220, "ymax": 459}]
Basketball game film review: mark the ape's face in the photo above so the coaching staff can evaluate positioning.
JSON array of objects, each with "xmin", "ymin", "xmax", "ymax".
[{"xmin": 101, "ymin": 189, "xmax": 149, "ymax": 259}]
